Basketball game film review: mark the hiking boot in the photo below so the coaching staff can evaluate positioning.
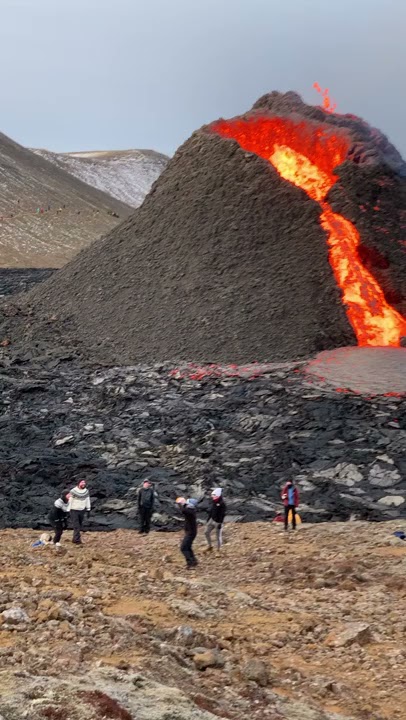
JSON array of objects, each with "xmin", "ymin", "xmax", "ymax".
[{"xmin": 203, "ymin": 546, "xmax": 213, "ymax": 553}]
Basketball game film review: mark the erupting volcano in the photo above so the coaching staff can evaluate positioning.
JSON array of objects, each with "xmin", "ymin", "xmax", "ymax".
[
  {"xmin": 211, "ymin": 115, "xmax": 406, "ymax": 347},
  {"xmin": 12, "ymin": 91, "xmax": 406, "ymax": 365}
]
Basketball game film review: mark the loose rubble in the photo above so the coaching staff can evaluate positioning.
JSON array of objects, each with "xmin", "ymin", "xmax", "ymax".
[{"xmin": 0, "ymin": 521, "xmax": 404, "ymax": 719}]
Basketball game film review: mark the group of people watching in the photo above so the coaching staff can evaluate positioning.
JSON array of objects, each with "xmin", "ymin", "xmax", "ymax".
[{"xmin": 48, "ymin": 477, "xmax": 300, "ymax": 568}]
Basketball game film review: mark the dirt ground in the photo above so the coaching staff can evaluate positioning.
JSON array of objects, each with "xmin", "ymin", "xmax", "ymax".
[{"xmin": 0, "ymin": 520, "xmax": 404, "ymax": 719}]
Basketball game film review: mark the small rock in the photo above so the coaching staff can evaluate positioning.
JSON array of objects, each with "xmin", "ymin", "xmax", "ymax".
[
  {"xmin": 47, "ymin": 606, "xmax": 63, "ymax": 621},
  {"xmin": 369, "ymin": 464, "xmax": 401, "ymax": 488},
  {"xmin": 388, "ymin": 536, "xmax": 406, "ymax": 547},
  {"xmin": 193, "ymin": 649, "xmax": 225, "ymax": 671},
  {"xmin": 170, "ymin": 599, "xmax": 208, "ymax": 619},
  {"xmin": 378, "ymin": 496, "xmax": 405, "ymax": 507},
  {"xmin": 325, "ymin": 622, "xmax": 371, "ymax": 648},
  {"xmin": 2, "ymin": 607, "xmax": 30, "ymax": 624},
  {"xmin": 175, "ymin": 625, "xmax": 195, "ymax": 647},
  {"xmin": 54, "ymin": 435, "xmax": 74, "ymax": 446},
  {"xmin": 153, "ymin": 567, "xmax": 164, "ymax": 581},
  {"xmin": 241, "ymin": 658, "xmax": 269, "ymax": 686}
]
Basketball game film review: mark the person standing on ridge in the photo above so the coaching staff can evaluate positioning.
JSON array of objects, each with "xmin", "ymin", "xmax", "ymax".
[
  {"xmin": 281, "ymin": 480, "xmax": 299, "ymax": 531},
  {"xmin": 68, "ymin": 480, "xmax": 91, "ymax": 544},
  {"xmin": 205, "ymin": 488, "xmax": 226, "ymax": 552},
  {"xmin": 176, "ymin": 497, "xmax": 198, "ymax": 569},
  {"xmin": 48, "ymin": 490, "xmax": 70, "ymax": 545},
  {"xmin": 137, "ymin": 479, "xmax": 156, "ymax": 534}
]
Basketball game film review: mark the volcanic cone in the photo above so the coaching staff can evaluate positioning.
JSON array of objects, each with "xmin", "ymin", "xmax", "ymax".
[{"xmin": 17, "ymin": 92, "xmax": 406, "ymax": 363}]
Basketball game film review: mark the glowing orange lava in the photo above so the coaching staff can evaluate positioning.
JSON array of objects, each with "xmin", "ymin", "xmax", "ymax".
[
  {"xmin": 313, "ymin": 82, "xmax": 337, "ymax": 113},
  {"xmin": 212, "ymin": 116, "xmax": 406, "ymax": 347}
]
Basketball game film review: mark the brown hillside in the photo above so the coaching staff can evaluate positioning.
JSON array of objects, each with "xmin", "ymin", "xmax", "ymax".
[{"xmin": 0, "ymin": 132, "xmax": 131, "ymax": 268}]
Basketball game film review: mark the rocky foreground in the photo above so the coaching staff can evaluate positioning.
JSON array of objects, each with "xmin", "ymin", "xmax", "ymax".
[{"xmin": 0, "ymin": 521, "xmax": 404, "ymax": 719}]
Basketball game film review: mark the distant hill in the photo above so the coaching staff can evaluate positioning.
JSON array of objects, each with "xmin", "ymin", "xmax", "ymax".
[
  {"xmin": 34, "ymin": 148, "xmax": 169, "ymax": 208},
  {"xmin": 0, "ymin": 132, "xmax": 131, "ymax": 268}
]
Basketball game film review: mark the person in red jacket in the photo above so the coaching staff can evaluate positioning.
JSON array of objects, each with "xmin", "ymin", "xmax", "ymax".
[{"xmin": 281, "ymin": 480, "xmax": 299, "ymax": 531}]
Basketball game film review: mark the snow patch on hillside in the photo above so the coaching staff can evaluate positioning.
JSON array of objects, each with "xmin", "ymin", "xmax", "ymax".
[{"xmin": 34, "ymin": 149, "xmax": 169, "ymax": 208}]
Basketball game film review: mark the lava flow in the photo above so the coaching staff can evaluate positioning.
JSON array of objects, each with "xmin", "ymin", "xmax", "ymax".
[
  {"xmin": 212, "ymin": 116, "xmax": 406, "ymax": 347},
  {"xmin": 313, "ymin": 82, "xmax": 337, "ymax": 113}
]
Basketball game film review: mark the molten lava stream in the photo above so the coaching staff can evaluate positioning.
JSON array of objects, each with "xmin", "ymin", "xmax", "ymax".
[
  {"xmin": 269, "ymin": 145, "xmax": 406, "ymax": 347},
  {"xmin": 319, "ymin": 208, "xmax": 405, "ymax": 346},
  {"xmin": 212, "ymin": 118, "xmax": 406, "ymax": 346}
]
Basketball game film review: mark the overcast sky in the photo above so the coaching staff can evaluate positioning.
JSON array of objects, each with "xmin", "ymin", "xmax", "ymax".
[{"xmin": 1, "ymin": 0, "xmax": 405, "ymax": 157}]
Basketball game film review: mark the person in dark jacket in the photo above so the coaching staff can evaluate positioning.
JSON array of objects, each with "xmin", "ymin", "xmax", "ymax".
[
  {"xmin": 137, "ymin": 480, "xmax": 156, "ymax": 534},
  {"xmin": 48, "ymin": 491, "xmax": 70, "ymax": 545},
  {"xmin": 176, "ymin": 497, "xmax": 198, "ymax": 569},
  {"xmin": 281, "ymin": 480, "xmax": 300, "ymax": 531},
  {"xmin": 204, "ymin": 488, "xmax": 226, "ymax": 552}
]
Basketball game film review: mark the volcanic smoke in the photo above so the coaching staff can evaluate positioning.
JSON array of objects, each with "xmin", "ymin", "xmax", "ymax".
[{"xmin": 211, "ymin": 116, "xmax": 406, "ymax": 347}]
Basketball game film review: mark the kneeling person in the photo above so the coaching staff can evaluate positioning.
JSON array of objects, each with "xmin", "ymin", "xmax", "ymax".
[{"xmin": 49, "ymin": 490, "xmax": 70, "ymax": 545}]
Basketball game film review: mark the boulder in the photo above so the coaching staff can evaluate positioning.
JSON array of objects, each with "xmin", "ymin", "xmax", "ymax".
[
  {"xmin": 193, "ymin": 649, "xmax": 225, "ymax": 671},
  {"xmin": 369, "ymin": 464, "xmax": 401, "ymax": 488},
  {"xmin": 2, "ymin": 607, "xmax": 30, "ymax": 624},
  {"xmin": 378, "ymin": 496, "xmax": 405, "ymax": 507},
  {"xmin": 325, "ymin": 622, "xmax": 371, "ymax": 648},
  {"xmin": 241, "ymin": 658, "xmax": 269, "ymax": 686}
]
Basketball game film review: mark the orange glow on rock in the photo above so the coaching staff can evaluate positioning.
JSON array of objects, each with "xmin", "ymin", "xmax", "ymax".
[{"xmin": 211, "ymin": 116, "xmax": 406, "ymax": 347}]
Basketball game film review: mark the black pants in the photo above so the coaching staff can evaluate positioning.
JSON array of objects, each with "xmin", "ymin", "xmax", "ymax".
[
  {"xmin": 71, "ymin": 509, "xmax": 85, "ymax": 543},
  {"xmin": 181, "ymin": 532, "xmax": 197, "ymax": 567},
  {"xmin": 53, "ymin": 521, "xmax": 65, "ymax": 544},
  {"xmin": 139, "ymin": 507, "xmax": 153, "ymax": 534},
  {"xmin": 284, "ymin": 504, "xmax": 296, "ymax": 530}
]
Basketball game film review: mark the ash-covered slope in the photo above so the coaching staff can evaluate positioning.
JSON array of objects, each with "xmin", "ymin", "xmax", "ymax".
[
  {"xmin": 23, "ymin": 131, "xmax": 354, "ymax": 363},
  {"xmin": 16, "ymin": 91, "xmax": 406, "ymax": 362},
  {"xmin": 0, "ymin": 132, "xmax": 131, "ymax": 268},
  {"xmin": 34, "ymin": 147, "xmax": 169, "ymax": 208}
]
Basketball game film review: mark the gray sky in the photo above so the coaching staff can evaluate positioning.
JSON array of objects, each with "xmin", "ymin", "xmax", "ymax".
[{"xmin": 1, "ymin": 0, "xmax": 405, "ymax": 157}]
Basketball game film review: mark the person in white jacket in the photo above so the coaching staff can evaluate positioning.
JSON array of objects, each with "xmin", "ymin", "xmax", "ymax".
[{"xmin": 68, "ymin": 480, "xmax": 91, "ymax": 544}]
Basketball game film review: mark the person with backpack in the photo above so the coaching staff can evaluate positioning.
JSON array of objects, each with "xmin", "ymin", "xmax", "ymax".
[
  {"xmin": 204, "ymin": 488, "xmax": 226, "ymax": 552},
  {"xmin": 68, "ymin": 480, "xmax": 91, "ymax": 545},
  {"xmin": 48, "ymin": 490, "xmax": 70, "ymax": 545},
  {"xmin": 281, "ymin": 480, "xmax": 299, "ymax": 531},
  {"xmin": 176, "ymin": 497, "xmax": 198, "ymax": 569},
  {"xmin": 137, "ymin": 479, "xmax": 157, "ymax": 534}
]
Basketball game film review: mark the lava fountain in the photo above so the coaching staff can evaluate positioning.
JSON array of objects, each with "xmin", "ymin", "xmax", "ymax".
[{"xmin": 211, "ymin": 115, "xmax": 406, "ymax": 347}]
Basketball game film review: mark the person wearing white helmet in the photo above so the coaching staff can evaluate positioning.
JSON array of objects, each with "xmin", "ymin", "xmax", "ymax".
[
  {"xmin": 176, "ymin": 497, "xmax": 198, "ymax": 569},
  {"xmin": 205, "ymin": 488, "xmax": 227, "ymax": 552}
]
